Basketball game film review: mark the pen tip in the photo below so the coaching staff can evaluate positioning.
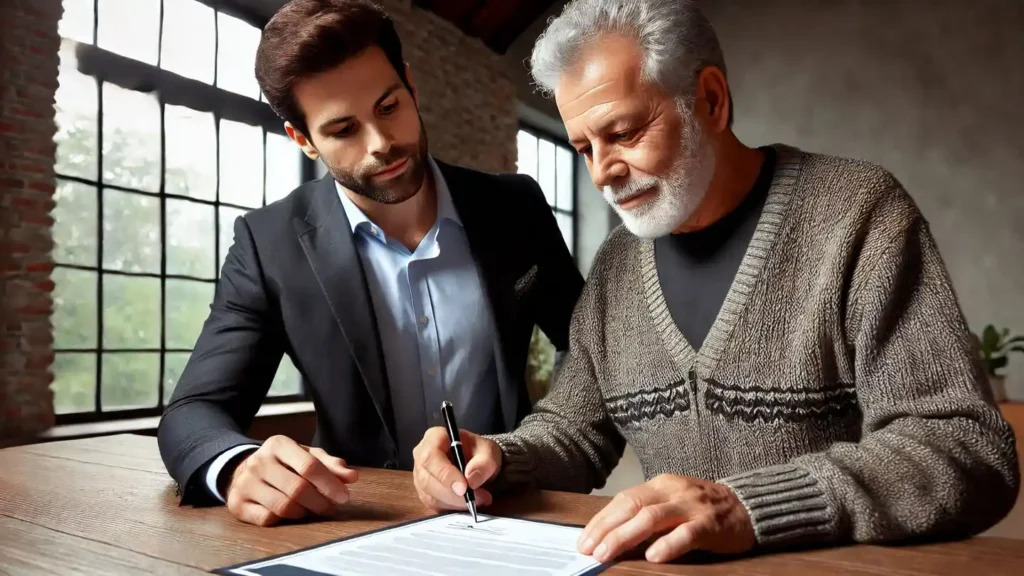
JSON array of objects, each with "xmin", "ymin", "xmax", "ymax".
[{"xmin": 469, "ymin": 502, "xmax": 479, "ymax": 523}]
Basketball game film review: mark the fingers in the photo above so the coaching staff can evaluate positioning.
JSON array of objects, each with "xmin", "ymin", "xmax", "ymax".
[
  {"xmin": 259, "ymin": 458, "xmax": 336, "ymax": 517},
  {"xmin": 414, "ymin": 462, "xmax": 469, "ymax": 510},
  {"xmin": 309, "ymin": 447, "xmax": 359, "ymax": 484},
  {"xmin": 247, "ymin": 480, "xmax": 308, "ymax": 521},
  {"xmin": 592, "ymin": 503, "xmax": 682, "ymax": 563},
  {"xmin": 234, "ymin": 501, "xmax": 282, "ymax": 527},
  {"xmin": 645, "ymin": 517, "xmax": 711, "ymax": 563},
  {"xmin": 579, "ymin": 488, "xmax": 650, "ymax": 555},
  {"xmin": 269, "ymin": 436, "xmax": 350, "ymax": 504},
  {"xmin": 463, "ymin": 434, "xmax": 501, "ymax": 490},
  {"xmin": 418, "ymin": 433, "xmax": 469, "ymax": 497}
]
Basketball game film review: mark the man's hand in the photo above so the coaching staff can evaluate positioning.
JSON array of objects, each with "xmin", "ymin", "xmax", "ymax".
[
  {"xmin": 579, "ymin": 474, "xmax": 755, "ymax": 564},
  {"xmin": 225, "ymin": 435, "xmax": 359, "ymax": 526},
  {"xmin": 412, "ymin": 427, "xmax": 502, "ymax": 511}
]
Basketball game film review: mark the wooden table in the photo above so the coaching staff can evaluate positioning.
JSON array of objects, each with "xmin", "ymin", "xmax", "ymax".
[{"xmin": 1, "ymin": 435, "xmax": 1021, "ymax": 575}]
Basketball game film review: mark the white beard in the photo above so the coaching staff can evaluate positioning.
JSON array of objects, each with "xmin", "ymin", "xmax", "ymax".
[{"xmin": 603, "ymin": 101, "xmax": 716, "ymax": 239}]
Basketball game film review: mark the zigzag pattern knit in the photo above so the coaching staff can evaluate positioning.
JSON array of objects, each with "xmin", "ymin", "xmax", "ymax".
[{"xmin": 489, "ymin": 144, "xmax": 1020, "ymax": 550}]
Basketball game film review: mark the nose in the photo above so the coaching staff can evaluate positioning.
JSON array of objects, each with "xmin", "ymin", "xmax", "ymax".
[
  {"xmin": 589, "ymin": 143, "xmax": 628, "ymax": 189},
  {"xmin": 365, "ymin": 123, "xmax": 393, "ymax": 157}
]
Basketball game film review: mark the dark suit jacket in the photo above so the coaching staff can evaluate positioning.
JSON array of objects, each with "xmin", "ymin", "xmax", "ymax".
[{"xmin": 157, "ymin": 160, "xmax": 584, "ymax": 504}]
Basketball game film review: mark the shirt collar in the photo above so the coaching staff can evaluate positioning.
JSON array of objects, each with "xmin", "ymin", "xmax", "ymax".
[{"xmin": 334, "ymin": 156, "xmax": 462, "ymax": 240}]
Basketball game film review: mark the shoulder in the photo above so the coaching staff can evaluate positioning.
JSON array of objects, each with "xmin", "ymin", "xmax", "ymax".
[
  {"xmin": 238, "ymin": 179, "xmax": 320, "ymax": 232},
  {"xmin": 793, "ymin": 148, "xmax": 922, "ymax": 226},
  {"xmin": 436, "ymin": 159, "xmax": 549, "ymax": 211}
]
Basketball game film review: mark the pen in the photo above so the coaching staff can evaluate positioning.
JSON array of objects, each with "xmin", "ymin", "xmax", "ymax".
[{"xmin": 440, "ymin": 400, "xmax": 478, "ymax": 522}]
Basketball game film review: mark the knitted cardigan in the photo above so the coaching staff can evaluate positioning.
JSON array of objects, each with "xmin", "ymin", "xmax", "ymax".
[{"xmin": 489, "ymin": 144, "xmax": 1020, "ymax": 549}]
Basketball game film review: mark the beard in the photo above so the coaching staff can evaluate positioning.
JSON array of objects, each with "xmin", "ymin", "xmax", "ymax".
[
  {"xmin": 603, "ymin": 99, "xmax": 716, "ymax": 239},
  {"xmin": 323, "ymin": 121, "xmax": 430, "ymax": 205}
]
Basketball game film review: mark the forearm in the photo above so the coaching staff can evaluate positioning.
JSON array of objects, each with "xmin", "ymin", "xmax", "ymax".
[{"xmin": 721, "ymin": 401, "xmax": 1018, "ymax": 548}]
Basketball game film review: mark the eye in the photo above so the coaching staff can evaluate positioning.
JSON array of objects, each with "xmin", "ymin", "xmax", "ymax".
[
  {"xmin": 576, "ymin": 145, "xmax": 592, "ymax": 156},
  {"xmin": 331, "ymin": 124, "xmax": 355, "ymax": 139},
  {"xmin": 379, "ymin": 100, "xmax": 399, "ymax": 115},
  {"xmin": 612, "ymin": 129, "xmax": 637, "ymax": 142}
]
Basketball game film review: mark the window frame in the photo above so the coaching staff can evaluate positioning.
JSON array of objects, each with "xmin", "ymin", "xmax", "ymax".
[
  {"xmin": 53, "ymin": 0, "xmax": 315, "ymax": 425},
  {"xmin": 516, "ymin": 122, "xmax": 578, "ymax": 259}
]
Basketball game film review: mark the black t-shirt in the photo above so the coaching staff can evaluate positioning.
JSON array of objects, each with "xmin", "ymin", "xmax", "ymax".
[{"xmin": 654, "ymin": 147, "xmax": 777, "ymax": 350}]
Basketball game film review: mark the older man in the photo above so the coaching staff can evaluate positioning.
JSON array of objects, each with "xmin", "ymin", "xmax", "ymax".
[{"xmin": 412, "ymin": 0, "xmax": 1019, "ymax": 565}]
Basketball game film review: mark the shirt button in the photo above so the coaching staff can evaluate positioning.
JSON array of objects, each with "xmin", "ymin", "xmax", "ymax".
[
  {"xmin": 427, "ymin": 367, "xmax": 437, "ymax": 377},
  {"xmin": 418, "ymin": 315, "xmax": 429, "ymax": 325},
  {"xmin": 370, "ymin": 226, "xmax": 379, "ymax": 236}
]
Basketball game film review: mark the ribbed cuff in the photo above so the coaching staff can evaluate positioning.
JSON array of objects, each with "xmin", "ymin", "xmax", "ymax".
[
  {"xmin": 486, "ymin": 433, "xmax": 534, "ymax": 494},
  {"xmin": 718, "ymin": 464, "xmax": 837, "ymax": 549}
]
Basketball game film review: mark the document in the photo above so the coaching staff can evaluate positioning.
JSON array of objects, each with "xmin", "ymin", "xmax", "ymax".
[{"xmin": 216, "ymin": 513, "xmax": 606, "ymax": 576}]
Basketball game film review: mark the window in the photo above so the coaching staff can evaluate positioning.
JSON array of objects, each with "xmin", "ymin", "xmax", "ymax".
[
  {"xmin": 52, "ymin": 0, "xmax": 308, "ymax": 423},
  {"xmin": 515, "ymin": 127, "xmax": 576, "ymax": 256}
]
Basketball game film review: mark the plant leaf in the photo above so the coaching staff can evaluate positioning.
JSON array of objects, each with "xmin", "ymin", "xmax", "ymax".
[
  {"xmin": 1009, "ymin": 346, "xmax": 1024, "ymax": 354},
  {"xmin": 1005, "ymin": 336, "xmax": 1024, "ymax": 346},
  {"xmin": 982, "ymin": 325, "xmax": 1000, "ymax": 352}
]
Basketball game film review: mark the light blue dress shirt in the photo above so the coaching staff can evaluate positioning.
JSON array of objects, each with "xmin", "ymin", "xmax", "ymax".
[
  {"xmin": 336, "ymin": 157, "xmax": 501, "ymax": 465},
  {"xmin": 204, "ymin": 157, "xmax": 502, "ymax": 501}
]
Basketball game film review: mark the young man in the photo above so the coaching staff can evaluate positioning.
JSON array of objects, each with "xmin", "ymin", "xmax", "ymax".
[
  {"xmin": 412, "ymin": 0, "xmax": 1019, "ymax": 564},
  {"xmin": 157, "ymin": 0, "xmax": 583, "ymax": 527}
]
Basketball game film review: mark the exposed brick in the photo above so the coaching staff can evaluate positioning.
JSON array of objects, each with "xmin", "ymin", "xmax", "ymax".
[{"xmin": 1, "ymin": 0, "xmax": 61, "ymax": 442}]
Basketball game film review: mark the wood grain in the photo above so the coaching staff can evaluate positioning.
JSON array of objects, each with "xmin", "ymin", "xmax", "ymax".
[
  {"xmin": 0, "ymin": 434, "xmax": 1021, "ymax": 575},
  {"xmin": 0, "ymin": 516, "xmax": 206, "ymax": 575}
]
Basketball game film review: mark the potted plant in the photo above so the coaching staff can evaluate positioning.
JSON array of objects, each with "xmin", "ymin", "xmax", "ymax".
[{"xmin": 972, "ymin": 325, "xmax": 1024, "ymax": 402}]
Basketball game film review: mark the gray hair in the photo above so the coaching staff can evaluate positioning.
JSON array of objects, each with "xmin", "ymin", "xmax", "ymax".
[{"xmin": 529, "ymin": 0, "xmax": 727, "ymax": 100}]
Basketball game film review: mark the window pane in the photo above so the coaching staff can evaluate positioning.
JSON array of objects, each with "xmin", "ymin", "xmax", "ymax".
[
  {"xmin": 269, "ymin": 354, "xmax": 302, "ymax": 397},
  {"xmin": 165, "ymin": 279, "xmax": 214, "ymax": 349},
  {"xmin": 218, "ymin": 206, "xmax": 248, "ymax": 271},
  {"xmin": 165, "ymin": 105, "xmax": 216, "ymax": 200},
  {"xmin": 161, "ymin": 0, "xmax": 215, "ymax": 84},
  {"xmin": 102, "ymin": 83, "xmax": 160, "ymax": 192},
  {"xmin": 516, "ymin": 131, "xmax": 537, "ymax": 181},
  {"xmin": 163, "ymin": 352, "xmax": 191, "ymax": 405},
  {"xmin": 219, "ymin": 120, "xmax": 264, "ymax": 208},
  {"xmin": 101, "ymin": 352, "xmax": 159, "ymax": 410},
  {"xmin": 556, "ymin": 146, "xmax": 575, "ymax": 212},
  {"xmin": 52, "ymin": 353, "xmax": 97, "ymax": 414},
  {"xmin": 265, "ymin": 132, "xmax": 301, "ymax": 205},
  {"xmin": 103, "ymin": 190, "xmax": 160, "ymax": 273},
  {"xmin": 167, "ymin": 199, "xmax": 215, "ymax": 279},
  {"xmin": 55, "ymin": 42, "xmax": 98, "ymax": 180},
  {"xmin": 53, "ymin": 268, "xmax": 97, "ymax": 349},
  {"xmin": 59, "ymin": 0, "xmax": 95, "ymax": 44},
  {"xmin": 555, "ymin": 212, "xmax": 574, "ymax": 256},
  {"xmin": 53, "ymin": 180, "xmax": 98, "ymax": 266},
  {"xmin": 103, "ymin": 275, "xmax": 160, "ymax": 349},
  {"xmin": 538, "ymin": 139, "xmax": 556, "ymax": 206},
  {"xmin": 97, "ymin": 0, "xmax": 159, "ymax": 65},
  {"xmin": 216, "ymin": 13, "xmax": 261, "ymax": 99}
]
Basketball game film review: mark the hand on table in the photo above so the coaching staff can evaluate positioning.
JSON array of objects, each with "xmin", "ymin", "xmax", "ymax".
[
  {"xmin": 412, "ymin": 427, "xmax": 502, "ymax": 511},
  {"xmin": 579, "ymin": 474, "xmax": 755, "ymax": 564},
  {"xmin": 225, "ymin": 435, "xmax": 359, "ymax": 526}
]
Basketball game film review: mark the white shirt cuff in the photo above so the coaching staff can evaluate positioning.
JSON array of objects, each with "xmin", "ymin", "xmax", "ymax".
[{"xmin": 205, "ymin": 444, "xmax": 260, "ymax": 503}]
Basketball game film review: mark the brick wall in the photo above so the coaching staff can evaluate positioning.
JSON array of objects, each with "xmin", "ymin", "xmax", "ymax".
[
  {"xmin": 0, "ymin": 0, "xmax": 62, "ymax": 444},
  {"xmin": 380, "ymin": 0, "xmax": 519, "ymax": 174}
]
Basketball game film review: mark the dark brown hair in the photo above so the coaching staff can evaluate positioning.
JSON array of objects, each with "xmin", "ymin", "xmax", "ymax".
[{"xmin": 255, "ymin": 0, "xmax": 410, "ymax": 138}]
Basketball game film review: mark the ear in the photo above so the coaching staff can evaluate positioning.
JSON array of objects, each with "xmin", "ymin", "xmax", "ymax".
[
  {"xmin": 403, "ymin": 62, "xmax": 420, "ymax": 107},
  {"xmin": 695, "ymin": 66, "xmax": 731, "ymax": 134},
  {"xmin": 285, "ymin": 122, "xmax": 321, "ymax": 161}
]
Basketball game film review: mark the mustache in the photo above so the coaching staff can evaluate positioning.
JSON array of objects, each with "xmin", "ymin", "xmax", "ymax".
[
  {"xmin": 604, "ymin": 176, "xmax": 660, "ymax": 203},
  {"xmin": 360, "ymin": 147, "xmax": 418, "ymax": 177}
]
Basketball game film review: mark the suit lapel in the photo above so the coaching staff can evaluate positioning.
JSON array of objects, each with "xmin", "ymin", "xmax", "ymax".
[
  {"xmin": 438, "ymin": 162, "xmax": 522, "ymax": 430},
  {"xmin": 294, "ymin": 176, "xmax": 394, "ymax": 441}
]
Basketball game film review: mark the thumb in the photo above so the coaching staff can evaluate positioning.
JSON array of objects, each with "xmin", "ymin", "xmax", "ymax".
[{"xmin": 464, "ymin": 436, "xmax": 501, "ymax": 489}]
